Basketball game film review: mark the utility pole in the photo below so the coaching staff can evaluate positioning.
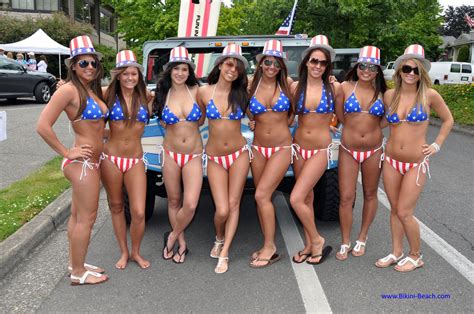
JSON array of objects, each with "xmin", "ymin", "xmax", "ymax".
[{"xmin": 95, "ymin": 0, "xmax": 101, "ymax": 44}]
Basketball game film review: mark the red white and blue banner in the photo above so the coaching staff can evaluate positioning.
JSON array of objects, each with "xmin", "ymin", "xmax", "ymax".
[
  {"xmin": 275, "ymin": 0, "xmax": 298, "ymax": 35},
  {"xmin": 465, "ymin": 14, "xmax": 474, "ymax": 28}
]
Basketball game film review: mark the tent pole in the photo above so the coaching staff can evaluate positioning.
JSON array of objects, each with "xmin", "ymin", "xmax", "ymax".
[{"xmin": 58, "ymin": 54, "xmax": 61, "ymax": 79}]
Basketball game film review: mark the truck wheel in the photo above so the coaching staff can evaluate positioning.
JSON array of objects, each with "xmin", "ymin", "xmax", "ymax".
[
  {"xmin": 34, "ymin": 82, "xmax": 51, "ymax": 103},
  {"xmin": 313, "ymin": 167, "xmax": 340, "ymax": 221}
]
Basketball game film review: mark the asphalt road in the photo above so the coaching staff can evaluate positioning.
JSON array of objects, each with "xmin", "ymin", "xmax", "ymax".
[{"xmin": 0, "ymin": 99, "xmax": 472, "ymax": 312}]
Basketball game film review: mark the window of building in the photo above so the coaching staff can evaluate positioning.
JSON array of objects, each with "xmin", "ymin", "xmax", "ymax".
[
  {"xmin": 61, "ymin": 0, "xmax": 68, "ymax": 14},
  {"xmin": 36, "ymin": 0, "xmax": 59, "ymax": 11},
  {"xmin": 0, "ymin": 0, "xmax": 10, "ymax": 9},
  {"xmin": 75, "ymin": 0, "xmax": 91, "ymax": 23},
  {"xmin": 100, "ymin": 11, "xmax": 112, "ymax": 34},
  {"xmin": 12, "ymin": 0, "xmax": 34, "ymax": 10}
]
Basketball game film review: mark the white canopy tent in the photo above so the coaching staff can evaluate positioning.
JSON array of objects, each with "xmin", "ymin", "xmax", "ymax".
[{"xmin": 1, "ymin": 28, "xmax": 70, "ymax": 78}]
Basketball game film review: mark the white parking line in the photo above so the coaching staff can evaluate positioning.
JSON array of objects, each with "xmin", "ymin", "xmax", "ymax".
[{"xmin": 274, "ymin": 192, "xmax": 332, "ymax": 313}]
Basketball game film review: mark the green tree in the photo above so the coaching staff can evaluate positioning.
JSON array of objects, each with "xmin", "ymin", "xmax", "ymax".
[
  {"xmin": 457, "ymin": 45, "xmax": 470, "ymax": 62},
  {"xmin": 440, "ymin": 5, "xmax": 474, "ymax": 38}
]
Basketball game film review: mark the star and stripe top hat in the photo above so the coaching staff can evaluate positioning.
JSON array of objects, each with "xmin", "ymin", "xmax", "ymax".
[
  {"xmin": 394, "ymin": 44, "xmax": 431, "ymax": 71},
  {"xmin": 302, "ymin": 35, "xmax": 336, "ymax": 61},
  {"xmin": 164, "ymin": 46, "xmax": 196, "ymax": 71},
  {"xmin": 357, "ymin": 46, "xmax": 381, "ymax": 65},
  {"xmin": 113, "ymin": 50, "xmax": 144, "ymax": 73},
  {"xmin": 65, "ymin": 35, "xmax": 102, "ymax": 67},
  {"xmin": 214, "ymin": 44, "xmax": 249, "ymax": 68},
  {"xmin": 256, "ymin": 40, "xmax": 285, "ymax": 62}
]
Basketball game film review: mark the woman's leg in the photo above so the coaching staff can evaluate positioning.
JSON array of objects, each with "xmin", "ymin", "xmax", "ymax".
[
  {"xmin": 124, "ymin": 161, "xmax": 150, "ymax": 269},
  {"xmin": 354, "ymin": 149, "xmax": 383, "ymax": 256},
  {"xmin": 251, "ymin": 149, "xmax": 291, "ymax": 267},
  {"xmin": 207, "ymin": 161, "xmax": 229, "ymax": 245},
  {"xmin": 289, "ymin": 152, "xmax": 328, "ymax": 263},
  {"xmin": 249, "ymin": 149, "xmax": 266, "ymax": 259},
  {"xmin": 101, "ymin": 159, "xmax": 128, "ymax": 269},
  {"xmin": 64, "ymin": 164, "xmax": 107, "ymax": 284}
]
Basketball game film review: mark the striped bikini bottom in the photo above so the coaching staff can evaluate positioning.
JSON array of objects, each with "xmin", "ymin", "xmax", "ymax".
[
  {"xmin": 102, "ymin": 153, "xmax": 148, "ymax": 173},
  {"xmin": 206, "ymin": 144, "xmax": 253, "ymax": 170},
  {"xmin": 294, "ymin": 143, "xmax": 337, "ymax": 169},
  {"xmin": 252, "ymin": 143, "xmax": 299, "ymax": 164},
  {"xmin": 61, "ymin": 157, "xmax": 102, "ymax": 180},
  {"xmin": 339, "ymin": 139, "xmax": 386, "ymax": 168},
  {"xmin": 385, "ymin": 155, "xmax": 431, "ymax": 186}
]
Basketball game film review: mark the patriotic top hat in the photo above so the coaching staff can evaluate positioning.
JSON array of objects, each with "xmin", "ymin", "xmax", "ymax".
[
  {"xmin": 65, "ymin": 35, "xmax": 102, "ymax": 67},
  {"xmin": 113, "ymin": 50, "xmax": 144, "ymax": 73},
  {"xmin": 357, "ymin": 46, "xmax": 381, "ymax": 65},
  {"xmin": 256, "ymin": 40, "xmax": 285, "ymax": 62},
  {"xmin": 164, "ymin": 46, "xmax": 196, "ymax": 71},
  {"xmin": 394, "ymin": 44, "xmax": 431, "ymax": 71},
  {"xmin": 302, "ymin": 35, "xmax": 336, "ymax": 61},
  {"xmin": 214, "ymin": 44, "xmax": 249, "ymax": 69}
]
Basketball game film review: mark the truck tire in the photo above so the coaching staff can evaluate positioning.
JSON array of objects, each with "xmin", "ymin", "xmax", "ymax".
[
  {"xmin": 313, "ymin": 167, "xmax": 340, "ymax": 221},
  {"xmin": 34, "ymin": 82, "xmax": 51, "ymax": 103}
]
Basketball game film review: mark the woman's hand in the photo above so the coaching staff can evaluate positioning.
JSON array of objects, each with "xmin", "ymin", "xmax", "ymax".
[
  {"xmin": 422, "ymin": 143, "xmax": 440, "ymax": 156},
  {"xmin": 66, "ymin": 144, "xmax": 93, "ymax": 160},
  {"xmin": 330, "ymin": 125, "xmax": 341, "ymax": 135},
  {"xmin": 329, "ymin": 75, "xmax": 338, "ymax": 84},
  {"xmin": 248, "ymin": 119, "xmax": 256, "ymax": 131},
  {"xmin": 56, "ymin": 79, "xmax": 66, "ymax": 89}
]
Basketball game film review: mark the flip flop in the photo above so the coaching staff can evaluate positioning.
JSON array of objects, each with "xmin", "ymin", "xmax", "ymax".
[
  {"xmin": 172, "ymin": 247, "xmax": 189, "ymax": 264},
  {"xmin": 292, "ymin": 250, "xmax": 310, "ymax": 264},
  {"xmin": 375, "ymin": 253, "xmax": 404, "ymax": 268},
  {"xmin": 306, "ymin": 246, "xmax": 333, "ymax": 265},
  {"xmin": 250, "ymin": 253, "xmax": 281, "ymax": 268},
  {"xmin": 162, "ymin": 231, "xmax": 174, "ymax": 260}
]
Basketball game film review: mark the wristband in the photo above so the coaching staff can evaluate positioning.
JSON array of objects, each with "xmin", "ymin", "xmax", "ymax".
[{"xmin": 430, "ymin": 142, "xmax": 440, "ymax": 152}]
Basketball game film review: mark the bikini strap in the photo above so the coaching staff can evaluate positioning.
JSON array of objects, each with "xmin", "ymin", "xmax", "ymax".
[
  {"xmin": 164, "ymin": 89, "xmax": 171, "ymax": 109},
  {"xmin": 185, "ymin": 85, "xmax": 196, "ymax": 103},
  {"xmin": 351, "ymin": 81, "xmax": 358, "ymax": 94},
  {"xmin": 253, "ymin": 78, "xmax": 262, "ymax": 96},
  {"xmin": 211, "ymin": 84, "xmax": 218, "ymax": 100}
]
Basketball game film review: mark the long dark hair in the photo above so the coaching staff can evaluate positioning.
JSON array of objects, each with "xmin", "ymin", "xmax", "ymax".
[
  {"xmin": 66, "ymin": 54, "xmax": 104, "ymax": 120},
  {"xmin": 153, "ymin": 62, "xmax": 199, "ymax": 119},
  {"xmin": 105, "ymin": 66, "xmax": 149, "ymax": 126},
  {"xmin": 294, "ymin": 48, "xmax": 334, "ymax": 115},
  {"xmin": 207, "ymin": 57, "xmax": 249, "ymax": 114},
  {"xmin": 344, "ymin": 64, "xmax": 387, "ymax": 104},
  {"xmin": 248, "ymin": 56, "xmax": 293, "ymax": 116}
]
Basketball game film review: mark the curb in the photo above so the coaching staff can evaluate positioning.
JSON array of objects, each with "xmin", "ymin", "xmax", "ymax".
[
  {"xmin": 0, "ymin": 188, "xmax": 72, "ymax": 279},
  {"xmin": 430, "ymin": 117, "xmax": 474, "ymax": 136}
]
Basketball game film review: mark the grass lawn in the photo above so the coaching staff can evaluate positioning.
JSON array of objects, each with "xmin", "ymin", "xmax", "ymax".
[{"xmin": 0, "ymin": 156, "xmax": 70, "ymax": 241}]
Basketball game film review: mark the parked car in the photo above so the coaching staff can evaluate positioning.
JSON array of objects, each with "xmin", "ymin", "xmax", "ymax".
[
  {"xmin": 0, "ymin": 56, "xmax": 56, "ymax": 103},
  {"xmin": 383, "ymin": 61, "xmax": 395, "ymax": 81},
  {"xmin": 429, "ymin": 62, "xmax": 473, "ymax": 85},
  {"xmin": 129, "ymin": 35, "xmax": 354, "ymax": 224}
]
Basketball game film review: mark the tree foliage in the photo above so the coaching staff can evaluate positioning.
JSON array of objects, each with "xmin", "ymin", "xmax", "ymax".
[{"xmin": 440, "ymin": 5, "xmax": 474, "ymax": 38}]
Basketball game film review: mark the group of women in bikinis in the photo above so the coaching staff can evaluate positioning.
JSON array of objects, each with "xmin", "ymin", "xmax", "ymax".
[{"xmin": 36, "ymin": 33, "xmax": 453, "ymax": 285}]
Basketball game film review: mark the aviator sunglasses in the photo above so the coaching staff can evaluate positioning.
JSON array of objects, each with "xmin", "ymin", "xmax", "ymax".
[
  {"xmin": 401, "ymin": 65, "xmax": 419, "ymax": 75},
  {"xmin": 358, "ymin": 63, "xmax": 378, "ymax": 73},
  {"xmin": 78, "ymin": 60, "xmax": 98, "ymax": 69},
  {"xmin": 308, "ymin": 58, "xmax": 329, "ymax": 67},
  {"xmin": 263, "ymin": 59, "xmax": 281, "ymax": 68}
]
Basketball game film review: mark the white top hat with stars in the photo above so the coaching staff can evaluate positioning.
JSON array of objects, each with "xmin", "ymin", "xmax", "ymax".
[
  {"xmin": 65, "ymin": 35, "xmax": 102, "ymax": 67},
  {"xmin": 302, "ymin": 35, "xmax": 336, "ymax": 61},
  {"xmin": 114, "ymin": 50, "xmax": 144, "ymax": 73},
  {"xmin": 164, "ymin": 46, "xmax": 196, "ymax": 71},
  {"xmin": 214, "ymin": 44, "xmax": 249, "ymax": 68},
  {"xmin": 394, "ymin": 44, "xmax": 431, "ymax": 71},
  {"xmin": 256, "ymin": 40, "xmax": 285, "ymax": 62},
  {"xmin": 357, "ymin": 46, "xmax": 381, "ymax": 65}
]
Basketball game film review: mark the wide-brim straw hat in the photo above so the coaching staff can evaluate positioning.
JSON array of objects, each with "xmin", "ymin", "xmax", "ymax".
[{"xmin": 394, "ymin": 44, "xmax": 431, "ymax": 72}]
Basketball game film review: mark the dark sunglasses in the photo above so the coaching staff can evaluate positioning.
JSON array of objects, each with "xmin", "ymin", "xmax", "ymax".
[
  {"xmin": 401, "ymin": 65, "xmax": 419, "ymax": 75},
  {"xmin": 78, "ymin": 60, "xmax": 98, "ymax": 69},
  {"xmin": 263, "ymin": 59, "xmax": 281, "ymax": 68},
  {"xmin": 222, "ymin": 60, "xmax": 238, "ymax": 68},
  {"xmin": 358, "ymin": 63, "xmax": 378, "ymax": 73},
  {"xmin": 308, "ymin": 58, "xmax": 329, "ymax": 67}
]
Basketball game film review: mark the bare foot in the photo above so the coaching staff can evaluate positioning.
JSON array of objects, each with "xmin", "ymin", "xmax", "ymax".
[
  {"xmin": 250, "ymin": 249, "xmax": 261, "ymax": 261},
  {"xmin": 115, "ymin": 254, "xmax": 129, "ymax": 270},
  {"xmin": 131, "ymin": 254, "xmax": 150, "ymax": 269}
]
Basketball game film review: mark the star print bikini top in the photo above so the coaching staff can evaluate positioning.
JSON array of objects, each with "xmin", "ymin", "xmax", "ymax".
[
  {"xmin": 109, "ymin": 96, "xmax": 149, "ymax": 123},
  {"xmin": 343, "ymin": 82, "xmax": 384, "ymax": 117},
  {"xmin": 161, "ymin": 86, "xmax": 202, "ymax": 125},
  {"xmin": 297, "ymin": 84, "xmax": 334, "ymax": 114},
  {"xmin": 73, "ymin": 96, "xmax": 109, "ymax": 122},
  {"xmin": 206, "ymin": 85, "xmax": 244, "ymax": 120},
  {"xmin": 386, "ymin": 103, "xmax": 429, "ymax": 124},
  {"xmin": 249, "ymin": 79, "xmax": 290, "ymax": 115}
]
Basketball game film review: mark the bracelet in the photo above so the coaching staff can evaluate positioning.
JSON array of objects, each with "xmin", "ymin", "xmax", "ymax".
[{"xmin": 430, "ymin": 142, "xmax": 440, "ymax": 152}]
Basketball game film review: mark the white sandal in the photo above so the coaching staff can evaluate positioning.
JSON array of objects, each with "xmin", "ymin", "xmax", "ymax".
[
  {"xmin": 375, "ymin": 253, "xmax": 404, "ymax": 268},
  {"xmin": 394, "ymin": 255, "xmax": 424, "ymax": 272},
  {"xmin": 210, "ymin": 237, "xmax": 224, "ymax": 259},
  {"xmin": 68, "ymin": 263, "xmax": 105, "ymax": 273},
  {"xmin": 215, "ymin": 256, "xmax": 229, "ymax": 274},
  {"xmin": 352, "ymin": 239, "xmax": 367, "ymax": 257},
  {"xmin": 335, "ymin": 243, "xmax": 352, "ymax": 261},
  {"xmin": 70, "ymin": 270, "xmax": 108, "ymax": 286}
]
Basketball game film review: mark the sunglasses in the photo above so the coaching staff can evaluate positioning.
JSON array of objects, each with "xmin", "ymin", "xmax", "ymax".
[
  {"xmin": 358, "ymin": 63, "xmax": 378, "ymax": 73},
  {"xmin": 308, "ymin": 58, "xmax": 329, "ymax": 67},
  {"xmin": 263, "ymin": 59, "xmax": 281, "ymax": 68},
  {"xmin": 401, "ymin": 65, "xmax": 419, "ymax": 75},
  {"xmin": 78, "ymin": 60, "xmax": 98, "ymax": 69},
  {"xmin": 222, "ymin": 61, "xmax": 238, "ymax": 69}
]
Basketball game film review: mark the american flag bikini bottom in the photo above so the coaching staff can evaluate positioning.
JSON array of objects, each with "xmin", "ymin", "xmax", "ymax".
[
  {"xmin": 339, "ymin": 139, "xmax": 386, "ymax": 168},
  {"xmin": 252, "ymin": 143, "xmax": 299, "ymax": 164},
  {"xmin": 207, "ymin": 144, "xmax": 253, "ymax": 170},
  {"xmin": 294, "ymin": 143, "xmax": 337, "ymax": 169},
  {"xmin": 102, "ymin": 153, "xmax": 148, "ymax": 173},
  {"xmin": 160, "ymin": 146, "xmax": 204, "ymax": 169},
  {"xmin": 61, "ymin": 157, "xmax": 102, "ymax": 180},
  {"xmin": 385, "ymin": 155, "xmax": 431, "ymax": 186}
]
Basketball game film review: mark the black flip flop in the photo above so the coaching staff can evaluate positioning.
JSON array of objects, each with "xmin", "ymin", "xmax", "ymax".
[
  {"xmin": 162, "ymin": 231, "xmax": 173, "ymax": 260},
  {"xmin": 250, "ymin": 253, "xmax": 281, "ymax": 268},
  {"xmin": 172, "ymin": 247, "xmax": 189, "ymax": 264},
  {"xmin": 292, "ymin": 251, "xmax": 310, "ymax": 264},
  {"xmin": 306, "ymin": 246, "xmax": 333, "ymax": 265}
]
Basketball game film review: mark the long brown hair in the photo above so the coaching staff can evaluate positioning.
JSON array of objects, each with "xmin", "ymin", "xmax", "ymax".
[
  {"xmin": 66, "ymin": 54, "xmax": 104, "ymax": 120},
  {"xmin": 389, "ymin": 58, "xmax": 431, "ymax": 115},
  {"xmin": 105, "ymin": 66, "xmax": 149, "ymax": 126},
  {"xmin": 248, "ymin": 56, "xmax": 293, "ymax": 116},
  {"xmin": 207, "ymin": 57, "xmax": 249, "ymax": 114},
  {"xmin": 294, "ymin": 48, "xmax": 334, "ymax": 115}
]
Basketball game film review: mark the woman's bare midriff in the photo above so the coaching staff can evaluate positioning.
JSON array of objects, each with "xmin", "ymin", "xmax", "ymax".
[
  {"xmin": 206, "ymin": 120, "xmax": 246, "ymax": 156},
  {"xmin": 104, "ymin": 121, "xmax": 145, "ymax": 157},
  {"xmin": 71, "ymin": 120, "xmax": 105, "ymax": 162},
  {"xmin": 163, "ymin": 122, "xmax": 203, "ymax": 153},
  {"xmin": 342, "ymin": 114, "xmax": 383, "ymax": 150},
  {"xmin": 386, "ymin": 122, "xmax": 429, "ymax": 162},
  {"xmin": 253, "ymin": 111, "xmax": 291, "ymax": 147},
  {"xmin": 294, "ymin": 114, "xmax": 332, "ymax": 149}
]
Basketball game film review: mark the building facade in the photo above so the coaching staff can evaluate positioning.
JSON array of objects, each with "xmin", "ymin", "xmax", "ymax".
[{"xmin": 0, "ymin": 0, "xmax": 125, "ymax": 50}]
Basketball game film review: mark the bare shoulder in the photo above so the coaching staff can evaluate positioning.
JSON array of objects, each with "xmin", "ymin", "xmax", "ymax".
[
  {"xmin": 286, "ymin": 76, "xmax": 294, "ymax": 86},
  {"xmin": 383, "ymin": 88, "xmax": 395, "ymax": 104},
  {"xmin": 290, "ymin": 81, "xmax": 299, "ymax": 93}
]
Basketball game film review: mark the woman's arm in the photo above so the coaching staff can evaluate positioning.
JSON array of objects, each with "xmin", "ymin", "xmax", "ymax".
[
  {"xmin": 334, "ymin": 81, "xmax": 346, "ymax": 124},
  {"xmin": 195, "ymin": 85, "xmax": 207, "ymax": 126}
]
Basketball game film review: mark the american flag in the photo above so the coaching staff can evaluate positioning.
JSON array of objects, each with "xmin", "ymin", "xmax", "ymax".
[
  {"xmin": 275, "ymin": 0, "xmax": 298, "ymax": 35},
  {"xmin": 465, "ymin": 14, "xmax": 474, "ymax": 28}
]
